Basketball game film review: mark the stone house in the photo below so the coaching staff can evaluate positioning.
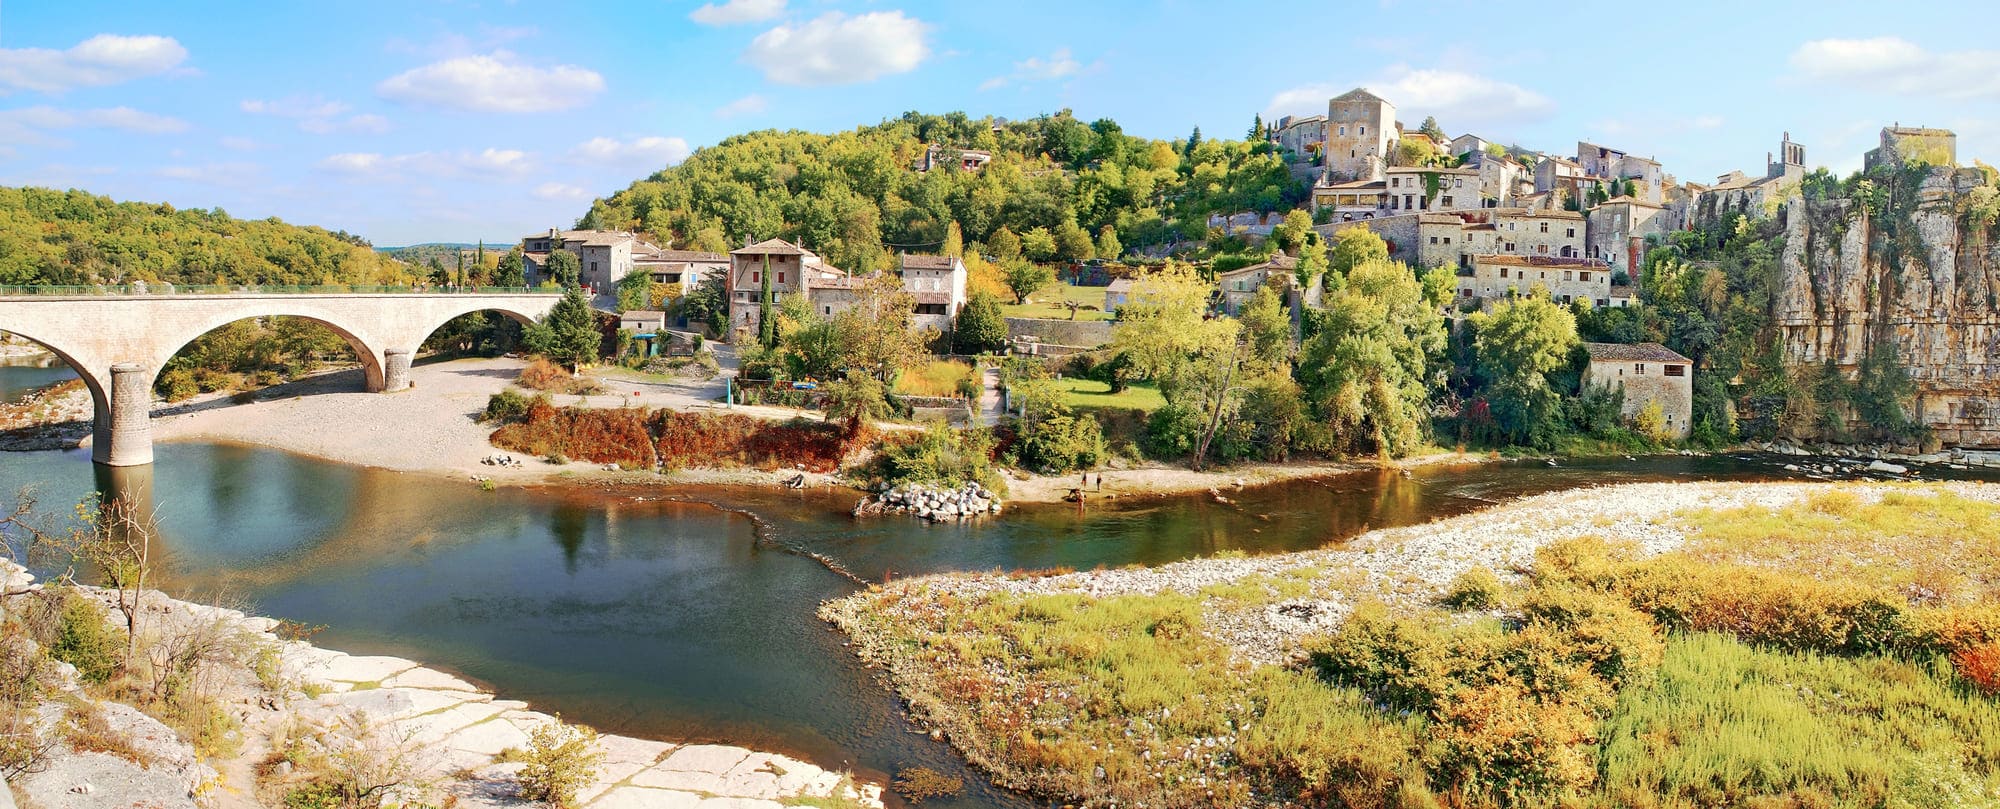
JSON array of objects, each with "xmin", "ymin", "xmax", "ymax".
[
  {"xmin": 1586, "ymin": 197, "xmax": 1676, "ymax": 276},
  {"xmin": 1864, "ymin": 126, "xmax": 1955, "ymax": 171},
  {"xmin": 1103, "ymin": 277, "xmax": 1135, "ymax": 313},
  {"xmin": 1487, "ymin": 207, "xmax": 1586, "ymax": 260},
  {"xmin": 1534, "ymin": 156, "xmax": 1599, "ymax": 206},
  {"xmin": 898, "ymin": 254, "xmax": 969, "ymax": 332},
  {"xmin": 1323, "ymin": 213, "xmax": 1467, "ymax": 271},
  {"xmin": 1324, "ymin": 88, "xmax": 1397, "ymax": 182},
  {"xmin": 1311, "ymin": 177, "xmax": 1389, "ymax": 220},
  {"xmin": 1449, "ymin": 133, "xmax": 1492, "ymax": 157},
  {"xmin": 726, "ymin": 240, "xmax": 968, "ymax": 338},
  {"xmin": 1577, "ymin": 141, "xmax": 1664, "ymax": 204},
  {"xmin": 618, "ymin": 310, "xmax": 668, "ymax": 333},
  {"xmin": 1455, "ymin": 255, "xmax": 1613, "ymax": 308},
  {"xmin": 635, "ymin": 248, "xmax": 729, "ymax": 297},
  {"xmin": 521, "ymin": 229, "xmax": 653, "ymax": 293},
  {"xmin": 1271, "ymin": 114, "xmax": 1326, "ymax": 157},
  {"xmin": 1466, "ymin": 150, "xmax": 1529, "ymax": 208},
  {"xmin": 1214, "ymin": 255, "xmax": 1311, "ymax": 316},
  {"xmin": 1383, "ymin": 166, "xmax": 1482, "ymax": 213},
  {"xmin": 1583, "ymin": 342, "xmax": 1693, "ymax": 439},
  {"xmin": 1700, "ymin": 133, "xmax": 1810, "ymax": 215},
  {"xmin": 920, "ymin": 145, "xmax": 993, "ymax": 173}
]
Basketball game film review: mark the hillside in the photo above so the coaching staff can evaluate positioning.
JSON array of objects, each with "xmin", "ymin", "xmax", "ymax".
[
  {"xmin": 0, "ymin": 186, "xmax": 416, "ymax": 287},
  {"xmin": 579, "ymin": 110, "xmax": 1302, "ymax": 271}
]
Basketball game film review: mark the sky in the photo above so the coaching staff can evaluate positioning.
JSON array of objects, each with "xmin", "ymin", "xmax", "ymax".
[{"xmin": 2, "ymin": 0, "xmax": 1996, "ymax": 247}]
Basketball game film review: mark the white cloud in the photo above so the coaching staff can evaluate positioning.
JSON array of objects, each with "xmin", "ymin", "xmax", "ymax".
[
  {"xmin": 690, "ymin": 0, "xmax": 785, "ymax": 25},
  {"xmin": 1265, "ymin": 66, "xmax": 1555, "ymax": 131},
  {"xmin": 318, "ymin": 148, "xmax": 535, "ymax": 180},
  {"xmin": 0, "ymin": 105, "xmax": 190, "ymax": 141},
  {"xmin": 241, "ymin": 95, "xmax": 391, "ymax": 134},
  {"xmin": 219, "ymin": 136, "xmax": 262, "ymax": 151},
  {"xmin": 376, "ymin": 52, "xmax": 604, "ymax": 113},
  {"xmin": 0, "ymin": 34, "xmax": 187, "ymax": 94},
  {"xmin": 570, "ymin": 136, "xmax": 691, "ymax": 171},
  {"xmin": 743, "ymin": 11, "xmax": 929, "ymax": 86},
  {"xmin": 980, "ymin": 48, "xmax": 1082, "ymax": 91},
  {"xmin": 533, "ymin": 182, "xmax": 593, "ymax": 202},
  {"xmin": 715, "ymin": 93, "xmax": 768, "ymax": 118},
  {"xmin": 1789, "ymin": 37, "xmax": 2000, "ymax": 100}
]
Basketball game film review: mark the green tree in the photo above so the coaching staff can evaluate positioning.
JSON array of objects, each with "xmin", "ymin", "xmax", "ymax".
[
  {"xmin": 615, "ymin": 271, "xmax": 651, "ymax": 312},
  {"xmin": 494, "ymin": 247, "xmax": 526, "ymax": 287},
  {"xmin": 1248, "ymin": 114, "xmax": 1265, "ymax": 141},
  {"xmin": 987, "ymin": 226, "xmax": 1022, "ymax": 261},
  {"xmin": 1470, "ymin": 292, "xmax": 1579, "ymax": 447},
  {"xmin": 543, "ymin": 249, "xmax": 581, "ymax": 289},
  {"xmin": 953, "ymin": 291, "xmax": 1008, "ymax": 353},
  {"xmin": 1021, "ymin": 227, "xmax": 1058, "ymax": 261},
  {"xmin": 1184, "ymin": 126, "xmax": 1203, "ymax": 159},
  {"xmin": 1055, "ymin": 221, "xmax": 1095, "ymax": 262},
  {"xmin": 1327, "ymin": 227, "xmax": 1390, "ymax": 277},
  {"xmin": 523, "ymin": 287, "xmax": 602, "ymax": 371},
  {"xmin": 1419, "ymin": 115, "xmax": 1446, "ymax": 141},
  {"xmin": 943, "ymin": 220, "xmax": 965, "ymax": 258},
  {"xmin": 426, "ymin": 257, "xmax": 450, "ymax": 286},
  {"xmin": 1299, "ymin": 257, "xmax": 1447, "ymax": 458},
  {"xmin": 677, "ymin": 274, "xmax": 726, "ymax": 327},
  {"xmin": 1096, "ymin": 225, "xmax": 1122, "ymax": 261},
  {"xmin": 822, "ymin": 370, "xmax": 892, "ymax": 431},
  {"xmin": 757, "ymin": 255, "xmax": 776, "ymax": 349},
  {"xmin": 835, "ymin": 270, "xmax": 930, "ymax": 382},
  {"xmin": 1001, "ymin": 259, "xmax": 1055, "ymax": 304}
]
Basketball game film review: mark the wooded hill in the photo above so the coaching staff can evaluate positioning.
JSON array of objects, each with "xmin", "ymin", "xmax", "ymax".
[
  {"xmin": 578, "ymin": 110, "xmax": 1304, "ymax": 271},
  {"xmin": 0, "ymin": 186, "xmax": 415, "ymax": 287}
]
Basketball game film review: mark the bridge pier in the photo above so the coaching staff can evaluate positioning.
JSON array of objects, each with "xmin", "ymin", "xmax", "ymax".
[
  {"xmin": 95, "ymin": 362, "xmax": 154, "ymax": 467},
  {"xmin": 382, "ymin": 349, "xmax": 413, "ymax": 393}
]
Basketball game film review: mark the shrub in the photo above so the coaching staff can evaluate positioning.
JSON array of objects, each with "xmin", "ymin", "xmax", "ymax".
[
  {"xmin": 895, "ymin": 359, "xmax": 976, "ymax": 399},
  {"xmin": 1014, "ymin": 410, "xmax": 1105, "ymax": 474},
  {"xmin": 1949, "ymin": 642, "xmax": 2000, "ymax": 696},
  {"xmin": 516, "ymin": 717, "xmax": 603, "ymax": 809},
  {"xmin": 876, "ymin": 423, "xmax": 995, "ymax": 487},
  {"xmin": 653, "ymin": 410, "xmax": 852, "ymax": 472},
  {"xmin": 893, "ymin": 766, "xmax": 964, "ymax": 804},
  {"xmin": 480, "ymin": 390, "xmax": 541, "ymax": 424},
  {"xmin": 1439, "ymin": 568, "xmax": 1503, "ymax": 611},
  {"xmin": 157, "ymin": 367, "xmax": 199, "ymax": 402},
  {"xmin": 50, "ymin": 588, "xmax": 123, "ymax": 684},
  {"xmin": 517, "ymin": 357, "xmax": 598, "ymax": 394},
  {"xmin": 489, "ymin": 402, "xmax": 656, "ymax": 469}
]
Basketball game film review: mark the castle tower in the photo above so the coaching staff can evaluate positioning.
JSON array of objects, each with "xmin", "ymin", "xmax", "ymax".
[
  {"xmin": 1324, "ymin": 88, "xmax": 1395, "ymax": 183},
  {"xmin": 1768, "ymin": 131, "xmax": 1805, "ymax": 181}
]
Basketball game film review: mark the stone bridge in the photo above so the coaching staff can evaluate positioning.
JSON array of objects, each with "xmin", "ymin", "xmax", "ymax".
[{"xmin": 0, "ymin": 292, "xmax": 558, "ymax": 466}]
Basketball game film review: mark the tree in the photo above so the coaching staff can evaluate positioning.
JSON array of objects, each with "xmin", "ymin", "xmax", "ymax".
[
  {"xmin": 543, "ymin": 249, "xmax": 581, "ymax": 289},
  {"xmin": 517, "ymin": 717, "xmax": 604, "ymax": 809},
  {"xmin": 426, "ymin": 257, "xmax": 450, "ymax": 286},
  {"xmin": 1420, "ymin": 116, "xmax": 1446, "ymax": 141},
  {"xmin": 954, "ymin": 291, "xmax": 1008, "ymax": 353},
  {"xmin": 494, "ymin": 247, "xmax": 526, "ymax": 287},
  {"xmin": 7, "ymin": 492, "xmax": 156, "ymax": 664},
  {"xmin": 1470, "ymin": 292, "xmax": 1579, "ymax": 447},
  {"xmin": 757, "ymin": 255, "xmax": 776, "ymax": 349},
  {"xmin": 1110, "ymin": 264, "xmax": 1245, "ymax": 469},
  {"xmin": 1184, "ymin": 126, "xmax": 1203, "ymax": 159},
  {"xmin": 1248, "ymin": 114, "xmax": 1265, "ymax": 141},
  {"xmin": 834, "ymin": 270, "xmax": 930, "ymax": 382},
  {"xmin": 1020, "ymin": 227, "xmax": 1058, "ymax": 261},
  {"xmin": 615, "ymin": 270, "xmax": 651, "ymax": 312},
  {"xmin": 821, "ymin": 370, "xmax": 892, "ymax": 432},
  {"xmin": 987, "ymin": 226, "xmax": 1022, "ymax": 261},
  {"xmin": 1298, "ymin": 257, "xmax": 1447, "ymax": 458},
  {"xmin": 1096, "ymin": 225, "xmax": 1122, "ymax": 261},
  {"xmin": 677, "ymin": 274, "xmax": 726, "ymax": 327},
  {"xmin": 943, "ymin": 220, "xmax": 965, "ymax": 258},
  {"xmin": 524, "ymin": 286, "xmax": 602, "ymax": 371},
  {"xmin": 1055, "ymin": 221, "xmax": 1095, "ymax": 262},
  {"xmin": 1001, "ymin": 258, "xmax": 1055, "ymax": 304},
  {"xmin": 1327, "ymin": 227, "xmax": 1390, "ymax": 277}
]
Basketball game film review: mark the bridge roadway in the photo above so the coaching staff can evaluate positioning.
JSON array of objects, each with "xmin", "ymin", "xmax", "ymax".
[{"xmin": 0, "ymin": 290, "xmax": 558, "ymax": 466}]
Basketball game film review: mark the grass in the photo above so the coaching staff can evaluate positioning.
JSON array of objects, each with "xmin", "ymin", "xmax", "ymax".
[
  {"xmin": 827, "ymin": 484, "xmax": 2000, "ymax": 808},
  {"xmin": 1050, "ymin": 378, "xmax": 1164, "ymax": 413},
  {"xmin": 1001, "ymin": 283, "xmax": 1116, "ymax": 322},
  {"xmin": 895, "ymin": 359, "xmax": 976, "ymax": 399}
]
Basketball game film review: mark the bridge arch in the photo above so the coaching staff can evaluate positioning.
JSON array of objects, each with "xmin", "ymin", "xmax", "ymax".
[
  {"xmin": 0, "ymin": 327, "xmax": 114, "ymax": 456},
  {"xmin": 150, "ymin": 311, "xmax": 388, "ymax": 395}
]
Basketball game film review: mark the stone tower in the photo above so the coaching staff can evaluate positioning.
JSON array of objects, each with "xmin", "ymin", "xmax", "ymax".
[
  {"xmin": 1324, "ymin": 88, "xmax": 1395, "ymax": 182},
  {"xmin": 1767, "ymin": 131, "xmax": 1805, "ymax": 181}
]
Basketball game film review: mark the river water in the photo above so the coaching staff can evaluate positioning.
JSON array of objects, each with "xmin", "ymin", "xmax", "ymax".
[
  {"xmin": 0, "ymin": 354, "xmax": 78, "ymax": 404},
  {"xmin": 1, "ymin": 443, "xmax": 1994, "ymax": 807}
]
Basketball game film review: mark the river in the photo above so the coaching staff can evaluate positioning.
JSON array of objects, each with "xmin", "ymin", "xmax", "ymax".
[
  {"xmin": 1, "ymin": 443, "xmax": 1994, "ymax": 807},
  {"xmin": 0, "ymin": 353, "xmax": 78, "ymax": 404}
]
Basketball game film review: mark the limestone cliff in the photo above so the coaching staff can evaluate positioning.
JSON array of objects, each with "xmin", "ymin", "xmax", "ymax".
[{"xmin": 1773, "ymin": 167, "xmax": 2000, "ymax": 447}]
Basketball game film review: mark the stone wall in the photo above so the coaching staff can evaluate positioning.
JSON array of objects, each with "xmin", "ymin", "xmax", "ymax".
[
  {"xmin": 1005, "ymin": 317, "xmax": 1113, "ymax": 348},
  {"xmin": 1586, "ymin": 360, "xmax": 1693, "ymax": 439},
  {"xmin": 1771, "ymin": 167, "xmax": 2000, "ymax": 447}
]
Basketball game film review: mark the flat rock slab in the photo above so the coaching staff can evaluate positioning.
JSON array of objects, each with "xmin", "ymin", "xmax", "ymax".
[
  {"xmin": 588, "ymin": 786, "xmax": 706, "ymax": 809},
  {"xmin": 313, "ymin": 653, "xmax": 419, "ymax": 684},
  {"xmin": 600, "ymin": 734, "xmax": 675, "ymax": 767},
  {"xmin": 16, "ymin": 750, "xmax": 198, "ymax": 809},
  {"xmin": 659, "ymin": 744, "xmax": 751, "ymax": 774},
  {"xmin": 382, "ymin": 666, "xmax": 483, "ymax": 692},
  {"xmin": 329, "ymin": 686, "xmax": 470, "ymax": 721}
]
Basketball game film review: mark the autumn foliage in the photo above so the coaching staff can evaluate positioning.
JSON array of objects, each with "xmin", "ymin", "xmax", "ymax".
[{"xmin": 489, "ymin": 399, "xmax": 859, "ymax": 473}]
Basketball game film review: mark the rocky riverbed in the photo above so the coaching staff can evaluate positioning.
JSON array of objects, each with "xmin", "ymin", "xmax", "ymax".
[
  {"xmin": 852, "ymin": 481, "xmax": 1001, "ymax": 522},
  {"xmin": 2, "ymin": 562, "xmax": 883, "ymax": 809}
]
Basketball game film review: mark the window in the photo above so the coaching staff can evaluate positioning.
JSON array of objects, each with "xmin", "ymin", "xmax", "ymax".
[
  {"xmin": 752, "ymin": 271, "xmax": 760, "ymax": 283},
  {"xmin": 590, "ymin": 261, "xmax": 599, "ymax": 272},
  {"xmin": 1504, "ymin": 242, "xmax": 1516, "ymax": 252},
  {"xmin": 1391, "ymin": 177, "xmax": 1400, "ymax": 187},
  {"xmin": 1579, "ymin": 271, "xmax": 1590, "ymax": 282},
  {"xmin": 1563, "ymin": 271, "xmax": 1573, "ymax": 281},
  {"xmin": 1597, "ymin": 298, "xmax": 1609, "ymax": 307},
  {"xmin": 1429, "ymin": 236, "xmax": 1438, "ymax": 244},
  {"xmin": 1500, "ymin": 267, "xmax": 1509, "ymax": 278},
  {"xmin": 1508, "ymin": 222, "xmax": 1516, "ymax": 231},
  {"xmin": 1443, "ymin": 237, "xmax": 1452, "ymax": 244},
  {"xmin": 1566, "ymin": 227, "xmax": 1576, "ymax": 237},
  {"xmin": 778, "ymin": 272, "xmax": 786, "ymax": 283},
  {"xmin": 1350, "ymin": 149, "xmax": 1356, "ymax": 158},
  {"xmin": 824, "ymin": 306, "xmax": 831, "ymax": 315},
  {"xmin": 1455, "ymin": 178, "xmax": 1464, "ymax": 187},
  {"xmin": 1538, "ymin": 245, "xmax": 1549, "ymax": 255},
  {"xmin": 1359, "ymin": 126, "xmax": 1366, "ymax": 135},
  {"xmin": 1635, "ymin": 363, "xmax": 1646, "ymax": 375},
  {"xmin": 1338, "ymin": 125, "xmax": 1347, "ymax": 136},
  {"xmin": 1463, "ymin": 288, "xmax": 1473, "ymax": 297},
  {"xmin": 1539, "ymin": 222, "xmax": 1549, "ymax": 233},
  {"xmin": 1665, "ymin": 365, "xmax": 1685, "ymax": 377}
]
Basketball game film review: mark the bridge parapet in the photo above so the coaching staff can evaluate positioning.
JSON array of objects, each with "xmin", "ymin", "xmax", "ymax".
[{"xmin": 0, "ymin": 284, "xmax": 556, "ymax": 299}]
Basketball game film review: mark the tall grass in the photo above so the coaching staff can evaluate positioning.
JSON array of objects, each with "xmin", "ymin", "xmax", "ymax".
[{"xmin": 894, "ymin": 359, "xmax": 977, "ymax": 399}]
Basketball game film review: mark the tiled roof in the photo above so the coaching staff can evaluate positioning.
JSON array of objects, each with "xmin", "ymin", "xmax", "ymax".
[
  {"xmin": 1595, "ymin": 195, "xmax": 1664, "ymax": 209},
  {"xmin": 1217, "ymin": 254, "xmax": 1298, "ymax": 279},
  {"xmin": 1386, "ymin": 165, "xmax": 1479, "ymax": 174},
  {"xmin": 733, "ymin": 238, "xmax": 811, "ymax": 256},
  {"xmin": 1609, "ymin": 285, "xmax": 1636, "ymax": 296},
  {"xmin": 1331, "ymin": 87, "xmax": 1387, "ymax": 104},
  {"xmin": 1473, "ymin": 254, "xmax": 1608, "ymax": 269},
  {"xmin": 899, "ymin": 254, "xmax": 960, "ymax": 270},
  {"xmin": 1105, "ymin": 278, "xmax": 1136, "ymax": 292},
  {"xmin": 649, "ymin": 250, "xmax": 729, "ymax": 262},
  {"xmin": 911, "ymin": 291, "xmax": 956, "ymax": 304},
  {"xmin": 1494, "ymin": 206, "xmax": 1585, "ymax": 220},
  {"xmin": 1584, "ymin": 342, "xmax": 1690, "ymax": 363}
]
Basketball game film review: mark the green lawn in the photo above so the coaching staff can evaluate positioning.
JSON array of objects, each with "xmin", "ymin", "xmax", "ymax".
[
  {"xmin": 1052, "ymin": 377, "xmax": 1164, "ymax": 412},
  {"xmin": 1001, "ymin": 283, "xmax": 1115, "ymax": 322}
]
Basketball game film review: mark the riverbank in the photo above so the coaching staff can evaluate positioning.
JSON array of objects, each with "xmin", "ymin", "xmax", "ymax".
[
  {"xmin": 821, "ymin": 480, "xmax": 2000, "ymax": 806},
  {"xmin": 2, "ymin": 561, "xmax": 883, "ymax": 809}
]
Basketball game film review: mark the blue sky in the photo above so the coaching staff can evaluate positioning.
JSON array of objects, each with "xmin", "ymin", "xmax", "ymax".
[{"xmin": 2, "ymin": 0, "xmax": 1995, "ymax": 246}]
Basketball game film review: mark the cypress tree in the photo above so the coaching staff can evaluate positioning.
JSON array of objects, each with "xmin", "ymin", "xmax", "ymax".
[{"xmin": 758, "ymin": 254, "xmax": 776, "ymax": 349}]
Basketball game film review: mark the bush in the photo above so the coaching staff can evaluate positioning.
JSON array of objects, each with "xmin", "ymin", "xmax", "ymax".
[
  {"xmin": 517, "ymin": 357, "xmax": 597, "ymax": 394},
  {"xmin": 876, "ymin": 423, "xmax": 995, "ymax": 487},
  {"xmin": 50, "ymin": 588, "xmax": 123, "ymax": 684},
  {"xmin": 1439, "ymin": 568, "xmax": 1504, "ymax": 611},
  {"xmin": 489, "ymin": 401, "xmax": 656, "ymax": 469},
  {"xmin": 480, "ymin": 390, "xmax": 542, "ymax": 424},
  {"xmin": 1014, "ymin": 410, "xmax": 1105, "ymax": 474},
  {"xmin": 653, "ymin": 410, "xmax": 853, "ymax": 472},
  {"xmin": 157, "ymin": 367, "xmax": 199, "ymax": 402},
  {"xmin": 517, "ymin": 717, "xmax": 603, "ymax": 809},
  {"xmin": 1141, "ymin": 404, "xmax": 1205, "ymax": 460}
]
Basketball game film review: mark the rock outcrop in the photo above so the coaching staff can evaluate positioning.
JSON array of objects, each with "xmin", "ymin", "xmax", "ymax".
[{"xmin": 1771, "ymin": 166, "xmax": 2000, "ymax": 447}]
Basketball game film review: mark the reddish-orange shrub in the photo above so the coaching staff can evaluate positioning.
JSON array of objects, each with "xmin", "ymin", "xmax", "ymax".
[
  {"xmin": 653, "ymin": 410, "xmax": 851, "ymax": 472},
  {"xmin": 1952, "ymin": 642, "xmax": 2000, "ymax": 695},
  {"xmin": 517, "ymin": 357, "xmax": 575, "ymax": 391},
  {"xmin": 491, "ymin": 402, "xmax": 655, "ymax": 469}
]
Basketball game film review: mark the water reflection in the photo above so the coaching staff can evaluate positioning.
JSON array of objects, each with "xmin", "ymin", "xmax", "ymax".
[{"xmin": 0, "ymin": 353, "xmax": 79, "ymax": 404}]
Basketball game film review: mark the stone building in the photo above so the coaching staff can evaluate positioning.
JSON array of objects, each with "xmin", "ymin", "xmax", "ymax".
[
  {"xmin": 1214, "ymin": 254, "xmax": 1313, "ymax": 316},
  {"xmin": 1311, "ymin": 177, "xmax": 1389, "ymax": 220},
  {"xmin": 521, "ymin": 228, "xmax": 654, "ymax": 293},
  {"xmin": 1383, "ymin": 166, "xmax": 1482, "ymax": 213},
  {"xmin": 1455, "ymin": 255, "xmax": 1613, "ymax": 308},
  {"xmin": 635, "ymin": 248, "xmax": 728, "ymax": 296},
  {"xmin": 726, "ymin": 239, "xmax": 967, "ymax": 338},
  {"xmin": 1271, "ymin": 114, "xmax": 1326, "ymax": 158},
  {"xmin": 1701, "ymin": 133, "xmax": 1809, "ymax": 215},
  {"xmin": 1586, "ymin": 197, "xmax": 1675, "ymax": 275},
  {"xmin": 1324, "ymin": 88, "xmax": 1397, "ymax": 182},
  {"xmin": 897, "ymin": 253, "xmax": 969, "ymax": 332},
  {"xmin": 1324, "ymin": 213, "xmax": 1466, "ymax": 271},
  {"xmin": 1583, "ymin": 342, "xmax": 1693, "ymax": 439},
  {"xmin": 1576, "ymin": 141, "xmax": 1664, "ymax": 204},
  {"xmin": 1864, "ymin": 125, "xmax": 1956, "ymax": 171}
]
